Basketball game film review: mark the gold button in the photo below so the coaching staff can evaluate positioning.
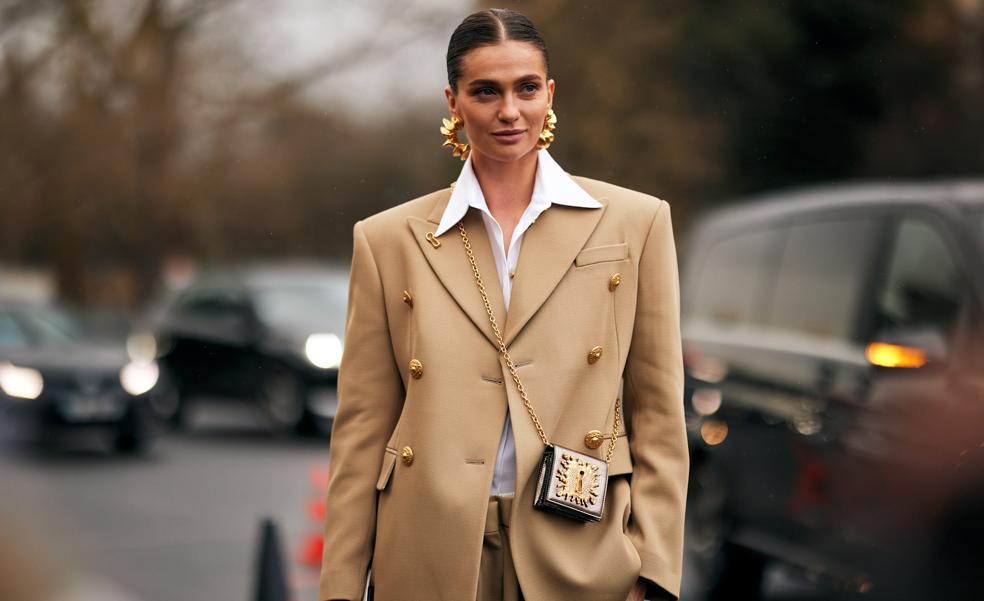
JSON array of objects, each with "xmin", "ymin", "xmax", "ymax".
[
  {"xmin": 401, "ymin": 446, "xmax": 414, "ymax": 466},
  {"xmin": 584, "ymin": 430, "xmax": 604, "ymax": 449},
  {"xmin": 409, "ymin": 358, "xmax": 423, "ymax": 379},
  {"xmin": 425, "ymin": 232, "xmax": 441, "ymax": 248},
  {"xmin": 402, "ymin": 289, "xmax": 413, "ymax": 306},
  {"xmin": 587, "ymin": 345, "xmax": 603, "ymax": 364},
  {"xmin": 608, "ymin": 273, "xmax": 622, "ymax": 291}
]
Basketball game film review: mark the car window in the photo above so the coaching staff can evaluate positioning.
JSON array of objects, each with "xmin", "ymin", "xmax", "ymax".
[
  {"xmin": 768, "ymin": 217, "xmax": 880, "ymax": 341},
  {"xmin": 2, "ymin": 305, "xmax": 82, "ymax": 345},
  {"xmin": 872, "ymin": 217, "xmax": 963, "ymax": 340},
  {"xmin": 252, "ymin": 281, "xmax": 348, "ymax": 334},
  {"xmin": 0, "ymin": 311, "xmax": 28, "ymax": 347},
  {"xmin": 689, "ymin": 227, "xmax": 781, "ymax": 327},
  {"xmin": 174, "ymin": 289, "xmax": 249, "ymax": 316},
  {"xmin": 21, "ymin": 307, "xmax": 80, "ymax": 342}
]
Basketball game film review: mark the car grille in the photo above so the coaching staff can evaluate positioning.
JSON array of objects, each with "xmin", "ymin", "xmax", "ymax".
[{"xmin": 42, "ymin": 371, "xmax": 121, "ymax": 396}]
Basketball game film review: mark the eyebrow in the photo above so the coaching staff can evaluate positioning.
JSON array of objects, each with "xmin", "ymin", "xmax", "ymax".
[{"xmin": 466, "ymin": 74, "xmax": 544, "ymax": 87}]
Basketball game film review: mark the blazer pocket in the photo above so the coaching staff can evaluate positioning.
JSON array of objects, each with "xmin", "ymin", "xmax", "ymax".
[
  {"xmin": 574, "ymin": 242, "xmax": 629, "ymax": 267},
  {"xmin": 376, "ymin": 447, "xmax": 398, "ymax": 491}
]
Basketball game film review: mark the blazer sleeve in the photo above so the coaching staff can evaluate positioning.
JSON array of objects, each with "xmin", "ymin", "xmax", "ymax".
[
  {"xmin": 318, "ymin": 220, "xmax": 404, "ymax": 601},
  {"xmin": 622, "ymin": 199, "xmax": 689, "ymax": 600}
]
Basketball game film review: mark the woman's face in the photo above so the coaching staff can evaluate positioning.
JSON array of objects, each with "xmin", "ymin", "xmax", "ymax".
[{"xmin": 445, "ymin": 40, "xmax": 555, "ymax": 165}]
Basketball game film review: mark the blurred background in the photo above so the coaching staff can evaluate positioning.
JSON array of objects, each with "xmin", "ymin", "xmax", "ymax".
[{"xmin": 1, "ymin": 1, "xmax": 982, "ymax": 600}]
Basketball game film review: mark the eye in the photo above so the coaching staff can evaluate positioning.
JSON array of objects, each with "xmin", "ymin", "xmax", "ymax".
[
  {"xmin": 521, "ymin": 82, "xmax": 539, "ymax": 94},
  {"xmin": 475, "ymin": 87, "xmax": 496, "ymax": 97}
]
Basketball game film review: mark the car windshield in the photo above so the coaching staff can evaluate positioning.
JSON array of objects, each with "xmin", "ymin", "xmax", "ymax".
[
  {"xmin": 0, "ymin": 304, "xmax": 81, "ymax": 347},
  {"xmin": 252, "ymin": 280, "xmax": 348, "ymax": 335}
]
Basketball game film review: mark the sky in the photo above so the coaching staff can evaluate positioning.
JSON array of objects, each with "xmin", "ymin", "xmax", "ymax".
[
  {"xmin": 0, "ymin": 0, "xmax": 477, "ymax": 117},
  {"xmin": 229, "ymin": 0, "xmax": 475, "ymax": 115}
]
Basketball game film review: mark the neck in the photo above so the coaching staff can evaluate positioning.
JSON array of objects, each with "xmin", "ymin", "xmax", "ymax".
[{"xmin": 470, "ymin": 148, "xmax": 539, "ymax": 218}]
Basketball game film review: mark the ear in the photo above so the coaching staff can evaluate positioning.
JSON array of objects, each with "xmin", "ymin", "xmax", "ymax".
[
  {"xmin": 444, "ymin": 85, "xmax": 458, "ymax": 118},
  {"xmin": 546, "ymin": 78, "xmax": 556, "ymax": 110}
]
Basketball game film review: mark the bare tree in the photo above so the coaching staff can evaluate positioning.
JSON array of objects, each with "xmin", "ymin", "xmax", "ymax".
[{"xmin": 0, "ymin": 0, "xmax": 461, "ymax": 306}]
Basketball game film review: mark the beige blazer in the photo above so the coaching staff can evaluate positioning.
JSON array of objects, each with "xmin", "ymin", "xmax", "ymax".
[{"xmin": 318, "ymin": 176, "xmax": 689, "ymax": 601}]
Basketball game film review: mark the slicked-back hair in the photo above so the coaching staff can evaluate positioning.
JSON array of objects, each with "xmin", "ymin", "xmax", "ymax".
[{"xmin": 446, "ymin": 8, "xmax": 549, "ymax": 94}]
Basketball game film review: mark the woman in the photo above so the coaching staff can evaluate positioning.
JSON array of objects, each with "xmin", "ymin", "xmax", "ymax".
[{"xmin": 319, "ymin": 8, "xmax": 688, "ymax": 601}]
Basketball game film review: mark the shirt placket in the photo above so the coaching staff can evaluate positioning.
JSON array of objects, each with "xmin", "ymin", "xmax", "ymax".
[
  {"xmin": 480, "ymin": 208, "xmax": 512, "ymax": 497},
  {"xmin": 481, "ymin": 203, "xmax": 541, "ymax": 497}
]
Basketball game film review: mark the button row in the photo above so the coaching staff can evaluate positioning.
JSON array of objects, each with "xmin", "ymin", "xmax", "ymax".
[
  {"xmin": 398, "ymin": 425, "xmax": 616, "ymax": 468},
  {"xmin": 400, "ymin": 269, "xmax": 620, "ymax": 309}
]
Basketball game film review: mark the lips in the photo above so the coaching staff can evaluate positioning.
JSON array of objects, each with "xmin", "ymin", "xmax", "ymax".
[{"xmin": 492, "ymin": 129, "xmax": 527, "ymax": 144}]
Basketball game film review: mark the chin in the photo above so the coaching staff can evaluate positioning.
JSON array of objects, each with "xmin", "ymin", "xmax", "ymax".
[{"xmin": 474, "ymin": 143, "xmax": 538, "ymax": 164}]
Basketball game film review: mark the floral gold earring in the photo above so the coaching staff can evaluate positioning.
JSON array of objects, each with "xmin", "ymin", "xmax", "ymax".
[
  {"xmin": 441, "ymin": 109, "xmax": 557, "ymax": 159},
  {"xmin": 441, "ymin": 115, "xmax": 470, "ymax": 160},
  {"xmin": 536, "ymin": 108, "xmax": 558, "ymax": 150}
]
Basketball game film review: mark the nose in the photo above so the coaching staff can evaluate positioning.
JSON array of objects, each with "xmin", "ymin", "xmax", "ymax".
[{"xmin": 497, "ymin": 94, "xmax": 520, "ymax": 123}]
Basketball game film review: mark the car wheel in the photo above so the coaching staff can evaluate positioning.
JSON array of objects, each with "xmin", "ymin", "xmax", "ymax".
[
  {"xmin": 149, "ymin": 364, "xmax": 188, "ymax": 429},
  {"xmin": 113, "ymin": 430, "xmax": 148, "ymax": 454},
  {"xmin": 686, "ymin": 455, "xmax": 766, "ymax": 601},
  {"xmin": 258, "ymin": 365, "xmax": 306, "ymax": 435},
  {"xmin": 705, "ymin": 541, "xmax": 766, "ymax": 600},
  {"xmin": 930, "ymin": 492, "xmax": 984, "ymax": 601}
]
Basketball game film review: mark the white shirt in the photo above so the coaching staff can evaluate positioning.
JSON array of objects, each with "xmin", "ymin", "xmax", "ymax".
[{"xmin": 433, "ymin": 148, "xmax": 602, "ymax": 496}]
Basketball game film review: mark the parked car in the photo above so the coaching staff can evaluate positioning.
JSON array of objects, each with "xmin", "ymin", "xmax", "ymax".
[
  {"xmin": 143, "ymin": 262, "xmax": 348, "ymax": 434},
  {"xmin": 680, "ymin": 181, "xmax": 984, "ymax": 600},
  {"xmin": 0, "ymin": 299, "xmax": 157, "ymax": 453}
]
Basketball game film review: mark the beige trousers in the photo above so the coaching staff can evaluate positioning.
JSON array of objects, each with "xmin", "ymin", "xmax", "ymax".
[{"xmin": 477, "ymin": 494, "xmax": 525, "ymax": 601}]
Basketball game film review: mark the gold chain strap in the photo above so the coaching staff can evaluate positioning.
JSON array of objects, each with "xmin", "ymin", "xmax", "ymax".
[
  {"xmin": 609, "ymin": 395, "xmax": 621, "ymax": 463},
  {"xmin": 456, "ymin": 220, "xmax": 621, "ymax": 464}
]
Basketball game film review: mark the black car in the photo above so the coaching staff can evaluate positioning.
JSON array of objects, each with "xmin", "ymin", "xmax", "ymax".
[
  {"xmin": 145, "ymin": 262, "xmax": 348, "ymax": 434},
  {"xmin": 0, "ymin": 300, "xmax": 157, "ymax": 453},
  {"xmin": 680, "ymin": 182, "xmax": 984, "ymax": 600}
]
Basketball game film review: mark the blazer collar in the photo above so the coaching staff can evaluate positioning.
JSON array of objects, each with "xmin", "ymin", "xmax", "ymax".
[
  {"xmin": 433, "ymin": 149, "xmax": 602, "ymax": 238},
  {"xmin": 407, "ymin": 164, "xmax": 608, "ymax": 351}
]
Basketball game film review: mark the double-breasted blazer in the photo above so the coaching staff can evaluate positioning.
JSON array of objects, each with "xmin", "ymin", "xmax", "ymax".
[{"xmin": 318, "ymin": 175, "xmax": 689, "ymax": 601}]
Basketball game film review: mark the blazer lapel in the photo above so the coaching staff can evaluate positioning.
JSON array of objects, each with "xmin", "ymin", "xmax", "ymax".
[
  {"xmin": 503, "ymin": 200, "xmax": 608, "ymax": 347},
  {"xmin": 406, "ymin": 186, "xmax": 608, "ymax": 351},
  {"xmin": 406, "ymin": 189, "xmax": 507, "ymax": 351}
]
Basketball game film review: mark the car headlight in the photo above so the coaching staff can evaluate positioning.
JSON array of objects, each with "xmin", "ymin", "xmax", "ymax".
[
  {"xmin": 126, "ymin": 331, "xmax": 158, "ymax": 362},
  {"xmin": 0, "ymin": 361, "xmax": 44, "ymax": 400},
  {"xmin": 305, "ymin": 333, "xmax": 343, "ymax": 369},
  {"xmin": 120, "ymin": 360, "xmax": 160, "ymax": 396}
]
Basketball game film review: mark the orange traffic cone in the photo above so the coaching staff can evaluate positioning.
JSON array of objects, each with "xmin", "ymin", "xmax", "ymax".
[{"xmin": 297, "ymin": 466, "xmax": 330, "ymax": 568}]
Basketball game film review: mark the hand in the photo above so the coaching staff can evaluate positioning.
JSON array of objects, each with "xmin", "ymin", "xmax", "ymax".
[{"xmin": 625, "ymin": 578, "xmax": 647, "ymax": 601}]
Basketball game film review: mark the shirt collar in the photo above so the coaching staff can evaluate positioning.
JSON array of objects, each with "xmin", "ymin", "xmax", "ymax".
[{"xmin": 434, "ymin": 148, "xmax": 602, "ymax": 237}]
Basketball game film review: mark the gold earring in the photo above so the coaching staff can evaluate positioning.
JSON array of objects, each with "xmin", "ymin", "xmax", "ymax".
[
  {"xmin": 536, "ymin": 108, "xmax": 558, "ymax": 150},
  {"xmin": 440, "ymin": 115, "xmax": 470, "ymax": 160}
]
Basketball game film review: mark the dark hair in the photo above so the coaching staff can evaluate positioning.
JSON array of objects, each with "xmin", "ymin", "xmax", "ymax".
[{"xmin": 446, "ymin": 8, "xmax": 549, "ymax": 94}]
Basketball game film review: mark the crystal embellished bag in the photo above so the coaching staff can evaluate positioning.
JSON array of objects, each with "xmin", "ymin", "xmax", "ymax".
[{"xmin": 457, "ymin": 220, "xmax": 621, "ymax": 523}]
